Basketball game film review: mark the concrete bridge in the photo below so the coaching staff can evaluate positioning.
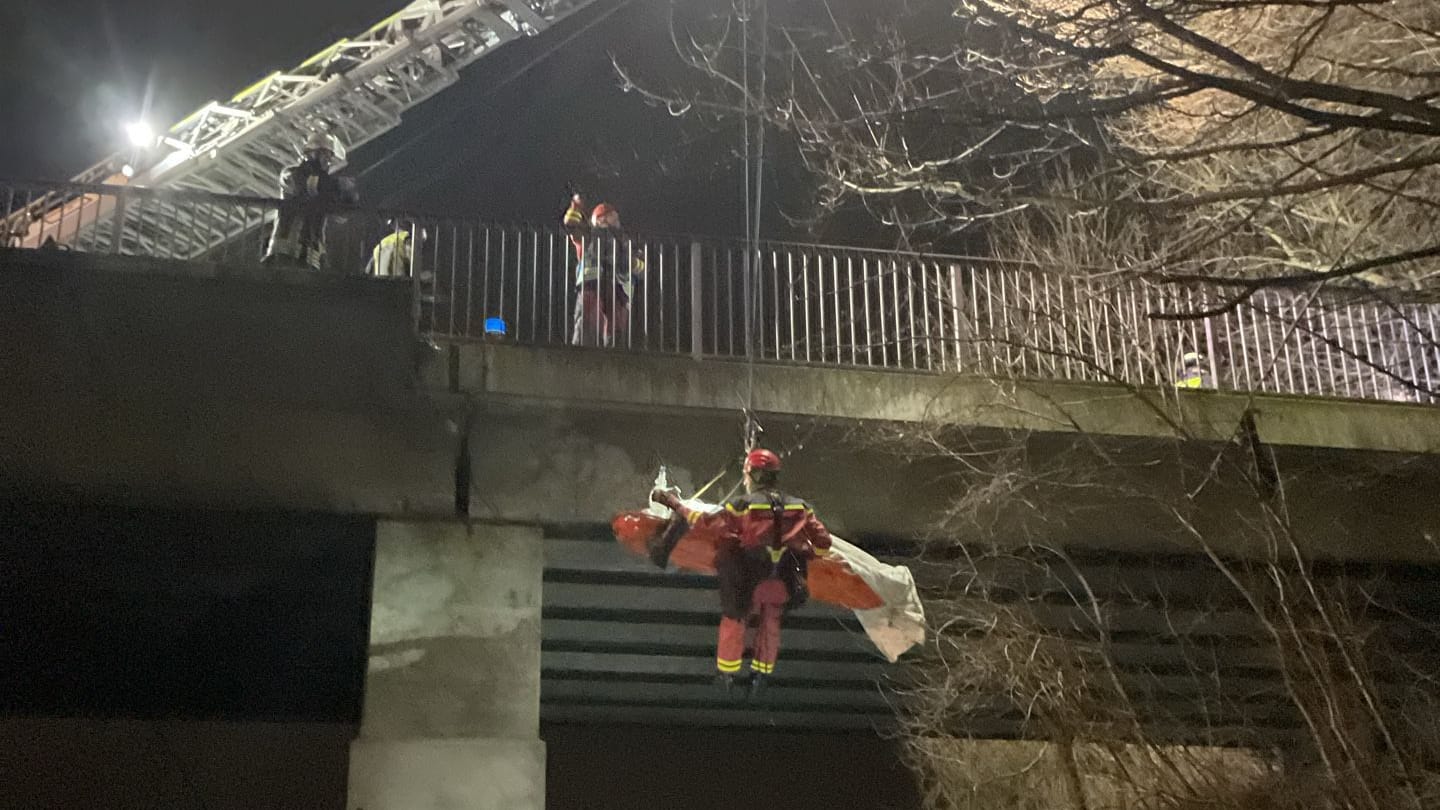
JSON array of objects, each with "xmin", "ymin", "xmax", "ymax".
[{"xmin": 3, "ymin": 225, "xmax": 1440, "ymax": 809}]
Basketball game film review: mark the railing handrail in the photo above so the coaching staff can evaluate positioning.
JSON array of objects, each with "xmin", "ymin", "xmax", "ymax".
[{"xmin": 3, "ymin": 176, "xmax": 1434, "ymax": 306}]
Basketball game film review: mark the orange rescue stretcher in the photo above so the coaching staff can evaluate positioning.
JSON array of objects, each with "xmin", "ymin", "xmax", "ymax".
[{"xmin": 611, "ymin": 501, "xmax": 925, "ymax": 662}]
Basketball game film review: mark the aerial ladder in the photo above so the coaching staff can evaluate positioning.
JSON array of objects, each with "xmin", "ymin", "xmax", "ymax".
[{"xmin": 9, "ymin": 0, "xmax": 599, "ymax": 257}]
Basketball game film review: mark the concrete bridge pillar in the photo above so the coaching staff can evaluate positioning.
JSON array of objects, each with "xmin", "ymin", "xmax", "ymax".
[{"xmin": 348, "ymin": 521, "xmax": 544, "ymax": 810}]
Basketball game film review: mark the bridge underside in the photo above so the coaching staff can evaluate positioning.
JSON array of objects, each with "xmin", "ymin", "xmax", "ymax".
[{"xmin": 539, "ymin": 524, "xmax": 1440, "ymax": 744}]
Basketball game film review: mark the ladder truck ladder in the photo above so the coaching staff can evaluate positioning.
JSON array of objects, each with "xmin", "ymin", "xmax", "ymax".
[{"xmin": 12, "ymin": 0, "xmax": 599, "ymax": 259}]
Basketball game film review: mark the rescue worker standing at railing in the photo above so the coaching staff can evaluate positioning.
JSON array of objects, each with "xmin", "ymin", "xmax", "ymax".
[
  {"xmin": 263, "ymin": 132, "xmax": 358, "ymax": 271},
  {"xmin": 562, "ymin": 194, "xmax": 645, "ymax": 346},
  {"xmin": 367, "ymin": 219, "xmax": 436, "ymax": 331},
  {"xmin": 1175, "ymin": 351, "xmax": 1210, "ymax": 389},
  {"xmin": 650, "ymin": 449, "xmax": 834, "ymax": 699}
]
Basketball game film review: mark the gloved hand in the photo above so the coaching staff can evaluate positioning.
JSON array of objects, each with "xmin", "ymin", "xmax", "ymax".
[{"xmin": 650, "ymin": 488, "xmax": 682, "ymax": 511}]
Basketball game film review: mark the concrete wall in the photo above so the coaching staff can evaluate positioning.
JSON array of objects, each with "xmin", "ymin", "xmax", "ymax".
[
  {"xmin": 349, "ymin": 521, "xmax": 544, "ymax": 810},
  {"xmin": 0, "ymin": 249, "xmax": 459, "ymax": 517},
  {"xmin": 0, "ymin": 718, "xmax": 352, "ymax": 810}
]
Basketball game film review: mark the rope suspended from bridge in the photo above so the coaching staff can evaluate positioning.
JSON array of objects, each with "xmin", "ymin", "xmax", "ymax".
[{"xmin": 740, "ymin": 0, "xmax": 769, "ymax": 454}]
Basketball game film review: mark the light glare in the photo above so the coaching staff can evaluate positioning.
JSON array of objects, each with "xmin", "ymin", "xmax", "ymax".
[{"xmin": 125, "ymin": 121, "xmax": 155, "ymax": 148}]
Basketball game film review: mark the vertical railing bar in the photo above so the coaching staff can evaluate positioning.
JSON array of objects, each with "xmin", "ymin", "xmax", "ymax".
[
  {"xmin": 1023, "ymin": 270, "xmax": 1038, "ymax": 378},
  {"xmin": 906, "ymin": 260, "xmax": 919, "ymax": 370},
  {"xmin": 528, "ymin": 229, "xmax": 538, "ymax": 342},
  {"xmin": 1235, "ymin": 300, "xmax": 1253, "ymax": 393},
  {"xmin": 770, "ymin": 248, "xmax": 781, "ymax": 360},
  {"xmin": 1218, "ymin": 299, "xmax": 1236, "ymax": 391},
  {"xmin": 840, "ymin": 255, "xmax": 852, "ymax": 363},
  {"xmin": 1398, "ymin": 303, "xmax": 1422, "ymax": 402},
  {"xmin": 858, "ymin": 256, "xmax": 869, "ymax": 364},
  {"xmin": 1359, "ymin": 302, "xmax": 1382, "ymax": 399},
  {"xmin": 1319, "ymin": 299, "xmax": 1336, "ymax": 394},
  {"xmin": 924, "ymin": 262, "xmax": 939, "ymax": 372},
  {"xmin": 1040, "ymin": 273, "xmax": 1054, "ymax": 379},
  {"xmin": 1302, "ymin": 298, "xmax": 1322, "ymax": 396},
  {"xmin": 787, "ymin": 251, "xmax": 797, "ymax": 362},
  {"xmin": 996, "ymin": 269, "xmax": 1011, "ymax": 375},
  {"xmin": 651, "ymin": 240, "xmax": 658, "ymax": 352},
  {"xmin": 949, "ymin": 265, "xmax": 964, "ymax": 373},
  {"xmin": 1421, "ymin": 305, "xmax": 1439, "ymax": 401},
  {"xmin": 816, "ymin": 252, "xmax": 827, "ymax": 363},
  {"xmin": 981, "ymin": 268, "xmax": 995, "ymax": 375},
  {"xmin": 1276, "ymin": 295, "xmax": 1297, "ymax": 395},
  {"xmin": 727, "ymin": 247, "xmax": 735, "ymax": 356},
  {"xmin": 1328, "ymin": 304, "xmax": 1352, "ymax": 398},
  {"xmin": 806, "ymin": 250, "xmax": 817, "ymax": 360},
  {"xmin": 875, "ymin": 259, "xmax": 887, "ymax": 368},
  {"xmin": 832, "ymin": 255, "xmax": 844, "ymax": 366},
  {"xmin": 1127, "ymin": 284, "xmax": 1145, "ymax": 387}
]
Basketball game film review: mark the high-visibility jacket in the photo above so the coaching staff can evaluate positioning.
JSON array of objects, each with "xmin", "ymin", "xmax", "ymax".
[
  {"xmin": 562, "ymin": 202, "xmax": 644, "ymax": 299},
  {"xmin": 575, "ymin": 237, "xmax": 644, "ymax": 301},
  {"xmin": 368, "ymin": 231, "xmax": 413, "ymax": 277}
]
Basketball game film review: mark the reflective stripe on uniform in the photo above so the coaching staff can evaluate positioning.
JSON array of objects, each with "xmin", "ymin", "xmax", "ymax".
[
  {"xmin": 750, "ymin": 660, "xmax": 774, "ymax": 674},
  {"xmin": 717, "ymin": 658, "xmax": 743, "ymax": 673}
]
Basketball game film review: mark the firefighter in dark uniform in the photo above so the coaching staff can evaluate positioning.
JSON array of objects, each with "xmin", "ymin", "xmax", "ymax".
[
  {"xmin": 263, "ymin": 132, "xmax": 358, "ymax": 271},
  {"xmin": 652, "ymin": 448, "xmax": 834, "ymax": 697}
]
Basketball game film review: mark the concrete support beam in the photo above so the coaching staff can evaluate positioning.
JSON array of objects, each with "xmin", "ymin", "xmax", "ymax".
[{"xmin": 349, "ymin": 521, "xmax": 544, "ymax": 810}]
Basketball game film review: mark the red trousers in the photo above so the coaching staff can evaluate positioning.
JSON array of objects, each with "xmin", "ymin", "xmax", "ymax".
[
  {"xmin": 716, "ymin": 578, "xmax": 789, "ymax": 676},
  {"xmin": 571, "ymin": 284, "xmax": 629, "ymax": 347}
]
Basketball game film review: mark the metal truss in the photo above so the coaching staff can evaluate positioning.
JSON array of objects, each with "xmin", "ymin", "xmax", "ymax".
[{"xmin": 52, "ymin": 0, "xmax": 596, "ymax": 258}]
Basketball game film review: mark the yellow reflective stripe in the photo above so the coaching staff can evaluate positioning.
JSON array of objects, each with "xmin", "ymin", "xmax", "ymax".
[
  {"xmin": 743, "ymin": 503, "xmax": 807, "ymax": 511},
  {"xmin": 725, "ymin": 503, "xmax": 742, "ymax": 515},
  {"xmin": 751, "ymin": 661, "xmax": 774, "ymax": 674},
  {"xmin": 717, "ymin": 659, "xmax": 742, "ymax": 673},
  {"xmin": 813, "ymin": 546, "xmax": 831, "ymax": 556},
  {"xmin": 767, "ymin": 547, "xmax": 784, "ymax": 563}
]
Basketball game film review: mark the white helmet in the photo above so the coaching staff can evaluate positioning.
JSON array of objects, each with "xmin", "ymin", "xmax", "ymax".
[{"xmin": 300, "ymin": 132, "xmax": 347, "ymax": 167}]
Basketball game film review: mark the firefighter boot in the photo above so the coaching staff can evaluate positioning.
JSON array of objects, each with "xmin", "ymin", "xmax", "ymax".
[
  {"xmin": 748, "ymin": 673, "xmax": 769, "ymax": 701},
  {"xmin": 715, "ymin": 673, "xmax": 738, "ymax": 696}
]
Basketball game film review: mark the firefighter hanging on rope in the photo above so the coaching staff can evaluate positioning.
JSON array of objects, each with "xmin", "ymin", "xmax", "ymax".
[{"xmin": 650, "ymin": 449, "xmax": 834, "ymax": 698}]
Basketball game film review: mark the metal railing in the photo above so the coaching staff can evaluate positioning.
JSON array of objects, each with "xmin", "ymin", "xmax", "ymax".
[{"xmin": 5, "ymin": 178, "xmax": 1437, "ymax": 404}]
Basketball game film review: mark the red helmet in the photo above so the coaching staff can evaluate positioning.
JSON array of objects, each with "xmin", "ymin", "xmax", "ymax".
[
  {"xmin": 591, "ymin": 203, "xmax": 617, "ymax": 224},
  {"xmin": 744, "ymin": 448, "xmax": 782, "ymax": 472}
]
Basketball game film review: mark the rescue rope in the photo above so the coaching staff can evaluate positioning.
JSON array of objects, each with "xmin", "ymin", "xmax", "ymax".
[{"xmin": 740, "ymin": 0, "xmax": 769, "ymax": 454}]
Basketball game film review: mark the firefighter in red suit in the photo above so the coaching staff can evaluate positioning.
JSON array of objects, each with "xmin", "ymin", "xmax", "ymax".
[
  {"xmin": 561, "ymin": 195, "xmax": 645, "ymax": 347},
  {"xmin": 651, "ymin": 449, "xmax": 834, "ymax": 697}
]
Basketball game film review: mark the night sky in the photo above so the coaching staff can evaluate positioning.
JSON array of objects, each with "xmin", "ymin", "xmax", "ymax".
[
  {"xmin": 1, "ymin": 0, "xmax": 844, "ymax": 240},
  {"xmin": 2, "ymin": 2, "xmax": 920, "ymax": 807}
]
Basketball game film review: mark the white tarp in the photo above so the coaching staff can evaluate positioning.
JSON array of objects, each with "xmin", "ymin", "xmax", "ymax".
[{"xmin": 828, "ymin": 535, "xmax": 927, "ymax": 663}]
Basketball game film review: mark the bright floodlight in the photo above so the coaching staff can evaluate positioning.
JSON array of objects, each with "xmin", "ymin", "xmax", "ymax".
[
  {"xmin": 120, "ymin": 164, "xmax": 136, "ymax": 178},
  {"xmin": 125, "ymin": 121, "xmax": 155, "ymax": 148}
]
